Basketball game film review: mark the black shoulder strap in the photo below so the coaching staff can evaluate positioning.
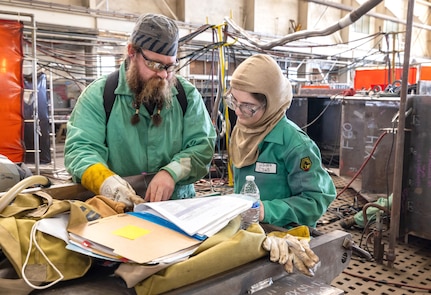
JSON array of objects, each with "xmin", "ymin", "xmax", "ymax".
[
  {"xmin": 103, "ymin": 71, "xmax": 188, "ymax": 124},
  {"xmin": 175, "ymin": 79, "xmax": 187, "ymax": 116},
  {"xmin": 103, "ymin": 69, "xmax": 120, "ymax": 124}
]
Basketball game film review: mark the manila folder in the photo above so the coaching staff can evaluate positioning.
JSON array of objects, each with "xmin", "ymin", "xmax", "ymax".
[{"xmin": 68, "ymin": 213, "xmax": 201, "ymax": 264}]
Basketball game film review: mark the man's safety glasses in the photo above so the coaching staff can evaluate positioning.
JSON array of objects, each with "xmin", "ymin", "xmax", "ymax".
[
  {"xmin": 139, "ymin": 49, "xmax": 178, "ymax": 73},
  {"xmin": 224, "ymin": 93, "xmax": 265, "ymax": 117}
]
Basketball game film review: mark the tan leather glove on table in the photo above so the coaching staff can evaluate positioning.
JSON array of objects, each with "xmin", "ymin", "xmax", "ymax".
[{"xmin": 262, "ymin": 227, "xmax": 320, "ymax": 277}]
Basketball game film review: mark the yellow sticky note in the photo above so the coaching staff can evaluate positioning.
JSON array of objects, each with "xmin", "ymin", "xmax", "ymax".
[{"xmin": 112, "ymin": 224, "xmax": 150, "ymax": 240}]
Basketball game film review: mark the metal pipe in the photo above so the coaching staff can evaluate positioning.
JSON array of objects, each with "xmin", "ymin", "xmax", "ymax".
[
  {"xmin": 0, "ymin": 0, "xmax": 138, "ymax": 21},
  {"xmin": 362, "ymin": 203, "xmax": 390, "ymax": 235},
  {"xmin": 387, "ymin": 0, "xmax": 415, "ymax": 268},
  {"xmin": 48, "ymin": 69, "xmax": 56, "ymax": 172},
  {"xmin": 31, "ymin": 13, "xmax": 40, "ymax": 175},
  {"xmin": 225, "ymin": 0, "xmax": 383, "ymax": 49},
  {"xmin": 307, "ymin": 0, "xmax": 431, "ymax": 32},
  {"xmin": 373, "ymin": 211, "xmax": 385, "ymax": 264}
]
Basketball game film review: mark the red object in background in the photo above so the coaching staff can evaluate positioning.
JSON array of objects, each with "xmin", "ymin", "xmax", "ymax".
[
  {"xmin": 419, "ymin": 65, "xmax": 431, "ymax": 80},
  {"xmin": 354, "ymin": 67, "xmax": 417, "ymax": 90},
  {"xmin": 0, "ymin": 20, "xmax": 24, "ymax": 163},
  {"xmin": 342, "ymin": 88, "xmax": 356, "ymax": 96}
]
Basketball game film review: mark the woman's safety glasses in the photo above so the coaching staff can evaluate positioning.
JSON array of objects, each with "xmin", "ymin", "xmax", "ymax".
[{"xmin": 224, "ymin": 92, "xmax": 265, "ymax": 117}]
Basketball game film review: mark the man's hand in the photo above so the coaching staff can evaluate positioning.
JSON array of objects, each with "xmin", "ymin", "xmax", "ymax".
[
  {"xmin": 100, "ymin": 174, "xmax": 145, "ymax": 209},
  {"xmin": 262, "ymin": 233, "xmax": 319, "ymax": 277},
  {"xmin": 144, "ymin": 170, "xmax": 175, "ymax": 202}
]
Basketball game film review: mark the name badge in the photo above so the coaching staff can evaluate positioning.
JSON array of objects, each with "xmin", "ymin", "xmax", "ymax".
[{"xmin": 255, "ymin": 162, "xmax": 277, "ymax": 174}]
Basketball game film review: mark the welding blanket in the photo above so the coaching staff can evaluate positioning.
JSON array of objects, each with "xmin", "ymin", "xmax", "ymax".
[
  {"xmin": 130, "ymin": 216, "xmax": 267, "ymax": 294},
  {"xmin": 0, "ymin": 192, "xmax": 94, "ymax": 294}
]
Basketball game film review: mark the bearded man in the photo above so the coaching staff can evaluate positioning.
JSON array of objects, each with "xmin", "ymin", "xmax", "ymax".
[{"xmin": 64, "ymin": 14, "xmax": 216, "ymax": 209}]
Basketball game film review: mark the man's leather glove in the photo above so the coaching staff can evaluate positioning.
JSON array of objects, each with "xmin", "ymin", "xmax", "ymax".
[
  {"xmin": 262, "ymin": 231, "xmax": 319, "ymax": 277},
  {"xmin": 100, "ymin": 174, "xmax": 141, "ymax": 209},
  {"xmin": 81, "ymin": 163, "xmax": 145, "ymax": 210}
]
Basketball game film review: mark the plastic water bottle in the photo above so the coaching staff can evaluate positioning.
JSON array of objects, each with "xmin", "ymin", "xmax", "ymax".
[{"xmin": 240, "ymin": 175, "xmax": 260, "ymax": 230}]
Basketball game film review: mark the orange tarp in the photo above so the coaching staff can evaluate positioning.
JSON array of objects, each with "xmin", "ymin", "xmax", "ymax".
[{"xmin": 0, "ymin": 20, "xmax": 24, "ymax": 163}]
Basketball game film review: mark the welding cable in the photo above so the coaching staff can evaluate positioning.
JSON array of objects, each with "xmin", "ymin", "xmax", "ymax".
[
  {"xmin": 336, "ymin": 130, "xmax": 389, "ymax": 198},
  {"xmin": 178, "ymin": 24, "xmax": 213, "ymax": 45},
  {"xmin": 301, "ymin": 96, "xmax": 340, "ymax": 130},
  {"xmin": 342, "ymin": 270, "xmax": 431, "ymax": 292}
]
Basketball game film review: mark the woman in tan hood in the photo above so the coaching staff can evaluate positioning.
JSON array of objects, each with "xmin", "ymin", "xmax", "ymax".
[{"xmin": 228, "ymin": 54, "xmax": 336, "ymax": 228}]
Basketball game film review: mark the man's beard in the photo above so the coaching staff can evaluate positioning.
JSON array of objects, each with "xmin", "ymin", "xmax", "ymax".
[
  {"xmin": 126, "ymin": 61, "xmax": 176, "ymax": 125},
  {"xmin": 127, "ymin": 61, "xmax": 176, "ymax": 107}
]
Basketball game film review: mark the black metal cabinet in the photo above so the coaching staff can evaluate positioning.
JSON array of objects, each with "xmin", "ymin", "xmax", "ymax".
[{"xmin": 402, "ymin": 95, "xmax": 431, "ymax": 241}]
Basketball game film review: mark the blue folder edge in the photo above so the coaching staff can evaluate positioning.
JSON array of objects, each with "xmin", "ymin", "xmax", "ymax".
[{"xmin": 128, "ymin": 211, "xmax": 207, "ymax": 241}]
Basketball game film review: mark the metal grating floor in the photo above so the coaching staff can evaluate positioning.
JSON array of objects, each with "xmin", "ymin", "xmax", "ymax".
[
  {"xmin": 194, "ymin": 174, "xmax": 431, "ymax": 294},
  {"xmin": 316, "ymin": 174, "xmax": 431, "ymax": 295}
]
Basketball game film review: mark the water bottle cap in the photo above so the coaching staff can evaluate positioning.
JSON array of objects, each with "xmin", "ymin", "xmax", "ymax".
[{"xmin": 246, "ymin": 175, "xmax": 255, "ymax": 181}]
